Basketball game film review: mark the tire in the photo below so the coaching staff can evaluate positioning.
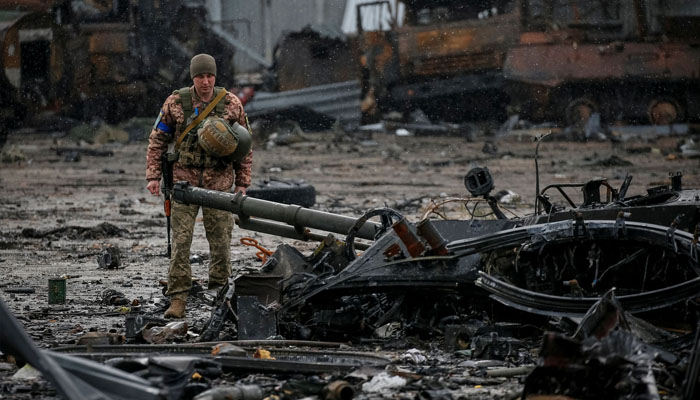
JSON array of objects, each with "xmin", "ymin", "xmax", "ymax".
[
  {"xmin": 647, "ymin": 97, "xmax": 683, "ymax": 125},
  {"xmin": 245, "ymin": 178, "xmax": 316, "ymax": 208},
  {"xmin": 565, "ymin": 97, "xmax": 598, "ymax": 128}
]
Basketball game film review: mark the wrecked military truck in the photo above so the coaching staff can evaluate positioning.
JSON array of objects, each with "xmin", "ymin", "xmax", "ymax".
[{"xmin": 173, "ymin": 165, "xmax": 700, "ymax": 342}]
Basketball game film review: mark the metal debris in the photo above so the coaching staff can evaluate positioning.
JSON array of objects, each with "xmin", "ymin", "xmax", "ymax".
[
  {"xmin": 97, "ymin": 247, "xmax": 121, "ymax": 269},
  {"xmin": 193, "ymin": 385, "xmax": 262, "ymax": 400},
  {"xmin": 245, "ymin": 81, "xmax": 362, "ymax": 129}
]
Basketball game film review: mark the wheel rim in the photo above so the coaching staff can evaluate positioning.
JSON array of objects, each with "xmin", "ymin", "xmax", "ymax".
[
  {"xmin": 648, "ymin": 99, "xmax": 679, "ymax": 125},
  {"xmin": 565, "ymin": 98, "xmax": 597, "ymax": 128}
]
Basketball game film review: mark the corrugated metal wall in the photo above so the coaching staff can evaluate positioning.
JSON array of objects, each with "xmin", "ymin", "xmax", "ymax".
[{"xmin": 220, "ymin": 0, "xmax": 348, "ymax": 74}]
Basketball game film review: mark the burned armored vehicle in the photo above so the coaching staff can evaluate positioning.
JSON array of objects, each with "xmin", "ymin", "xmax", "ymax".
[
  {"xmin": 357, "ymin": 0, "xmax": 700, "ymax": 126},
  {"xmin": 173, "ymin": 165, "xmax": 700, "ymax": 342},
  {"xmin": 0, "ymin": 0, "xmax": 240, "ymax": 130},
  {"xmin": 3, "ymin": 162, "xmax": 699, "ymax": 399}
]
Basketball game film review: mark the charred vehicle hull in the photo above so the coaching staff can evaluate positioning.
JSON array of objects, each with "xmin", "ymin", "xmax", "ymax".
[
  {"xmin": 358, "ymin": 0, "xmax": 520, "ymax": 122},
  {"xmin": 359, "ymin": 0, "xmax": 700, "ymax": 126},
  {"xmin": 0, "ymin": 0, "xmax": 240, "ymax": 129},
  {"xmin": 173, "ymin": 173, "xmax": 700, "ymax": 340},
  {"xmin": 504, "ymin": 24, "xmax": 700, "ymax": 126},
  {"xmin": 53, "ymin": 0, "xmax": 238, "ymax": 123}
]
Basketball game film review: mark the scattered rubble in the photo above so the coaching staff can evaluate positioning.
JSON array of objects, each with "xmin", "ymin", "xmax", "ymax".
[
  {"xmin": 1, "ymin": 0, "xmax": 699, "ymax": 396},
  {"xmin": 21, "ymin": 222, "xmax": 127, "ymax": 240},
  {"xmin": 681, "ymin": 138, "xmax": 700, "ymax": 158},
  {"xmin": 3, "ymin": 129, "xmax": 700, "ymax": 399},
  {"xmin": 97, "ymin": 247, "xmax": 121, "ymax": 269},
  {"xmin": 1, "ymin": 145, "xmax": 27, "ymax": 163}
]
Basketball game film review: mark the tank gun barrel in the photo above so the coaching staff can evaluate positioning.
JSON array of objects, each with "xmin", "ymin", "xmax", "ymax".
[{"xmin": 173, "ymin": 182, "xmax": 380, "ymax": 241}]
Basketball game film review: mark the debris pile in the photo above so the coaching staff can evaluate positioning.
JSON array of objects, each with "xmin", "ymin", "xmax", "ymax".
[{"xmin": 3, "ymin": 132, "xmax": 700, "ymax": 399}]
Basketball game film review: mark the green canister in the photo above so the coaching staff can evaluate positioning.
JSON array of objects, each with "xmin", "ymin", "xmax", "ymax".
[{"xmin": 48, "ymin": 278, "xmax": 66, "ymax": 304}]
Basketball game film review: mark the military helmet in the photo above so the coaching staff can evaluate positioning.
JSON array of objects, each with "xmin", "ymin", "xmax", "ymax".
[
  {"xmin": 197, "ymin": 116, "xmax": 251, "ymax": 161},
  {"xmin": 229, "ymin": 121, "xmax": 252, "ymax": 162}
]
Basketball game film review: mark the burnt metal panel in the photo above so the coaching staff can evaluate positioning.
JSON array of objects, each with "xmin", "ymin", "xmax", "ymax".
[
  {"xmin": 237, "ymin": 295, "xmax": 277, "ymax": 340},
  {"xmin": 389, "ymin": 71, "xmax": 505, "ymax": 101},
  {"xmin": 88, "ymin": 31, "xmax": 129, "ymax": 54},
  {"xmin": 275, "ymin": 25, "xmax": 356, "ymax": 91},
  {"xmin": 397, "ymin": 12, "xmax": 521, "ymax": 78},
  {"xmin": 234, "ymin": 274, "xmax": 282, "ymax": 305},
  {"xmin": 504, "ymin": 42, "xmax": 700, "ymax": 87}
]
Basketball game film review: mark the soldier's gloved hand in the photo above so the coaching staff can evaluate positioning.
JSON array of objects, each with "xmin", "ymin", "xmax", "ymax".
[{"xmin": 147, "ymin": 180, "xmax": 161, "ymax": 196}]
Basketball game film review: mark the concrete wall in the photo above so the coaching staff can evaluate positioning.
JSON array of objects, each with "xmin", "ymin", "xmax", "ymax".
[{"xmin": 213, "ymin": 0, "xmax": 348, "ymax": 74}]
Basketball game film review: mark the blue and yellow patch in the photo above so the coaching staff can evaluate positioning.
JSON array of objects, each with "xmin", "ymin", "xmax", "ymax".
[{"xmin": 152, "ymin": 110, "xmax": 173, "ymax": 133}]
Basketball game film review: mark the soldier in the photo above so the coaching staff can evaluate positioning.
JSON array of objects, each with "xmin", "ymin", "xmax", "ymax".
[{"xmin": 145, "ymin": 54, "xmax": 252, "ymax": 318}]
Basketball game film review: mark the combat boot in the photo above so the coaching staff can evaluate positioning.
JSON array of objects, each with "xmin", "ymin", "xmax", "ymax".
[{"xmin": 164, "ymin": 298, "xmax": 186, "ymax": 318}]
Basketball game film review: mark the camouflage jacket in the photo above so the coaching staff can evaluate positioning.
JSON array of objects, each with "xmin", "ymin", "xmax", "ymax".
[{"xmin": 145, "ymin": 86, "xmax": 253, "ymax": 191}]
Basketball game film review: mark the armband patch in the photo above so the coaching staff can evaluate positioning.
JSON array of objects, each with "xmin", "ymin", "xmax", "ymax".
[
  {"xmin": 153, "ymin": 110, "xmax": 173, "ymax": 133},
  {"xmin": 152, "ymin": 110, "xmax": 164, "ymax": 130}
]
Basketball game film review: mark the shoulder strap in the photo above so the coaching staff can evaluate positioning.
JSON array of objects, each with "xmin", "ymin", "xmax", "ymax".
[
  {"xmin": 173, "ymin": 87, "xmax": 194, "ymax": 133},
  {"xmin": 176, "ymin": 87, "xmax": 193, "ymax": 115},
  {"xmin": 213, "ymin": 87, "xmax": 228, "ymax": 114},
  {"xmin": 175, "ymin": 88, "xmax": 228, "ymax": 150}
]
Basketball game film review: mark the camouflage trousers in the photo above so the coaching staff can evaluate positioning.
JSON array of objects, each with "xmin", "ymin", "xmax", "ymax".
[{"xmin": 166, "ymin": 202, "xmax": 233, "ymax": 301}]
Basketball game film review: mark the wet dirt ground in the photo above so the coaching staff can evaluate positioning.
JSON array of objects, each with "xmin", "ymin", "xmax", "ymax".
[{"xmin": 1, "ymin": 126, "xmax": 699, "ymax": 399}]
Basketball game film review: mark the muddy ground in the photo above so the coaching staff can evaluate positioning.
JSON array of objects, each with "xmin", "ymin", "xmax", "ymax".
[{"xmin": 1, "ymin": 125, "xmax": 699, "ymax": 399}]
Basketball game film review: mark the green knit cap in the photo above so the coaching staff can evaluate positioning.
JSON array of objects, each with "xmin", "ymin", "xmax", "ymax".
[{"xmin": 190, "ymin": 54, "xmax": 217, "ymax": 79}]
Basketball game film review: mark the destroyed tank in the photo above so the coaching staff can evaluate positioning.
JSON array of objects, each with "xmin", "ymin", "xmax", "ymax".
[
  {"xmin": 173, "ymin": 165, "xmax": 700, "ymax": 341},
  {"xmin": 357, "ymin": 0, "xmax": 700, "ymax": 126}
]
